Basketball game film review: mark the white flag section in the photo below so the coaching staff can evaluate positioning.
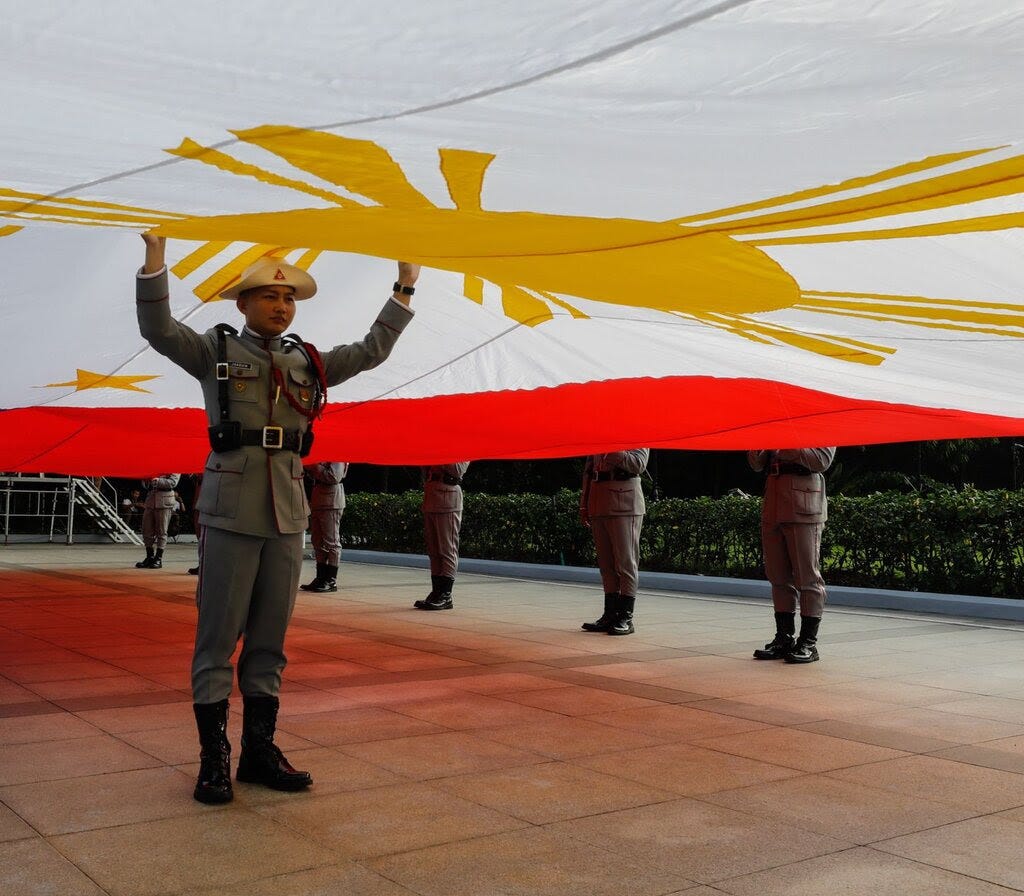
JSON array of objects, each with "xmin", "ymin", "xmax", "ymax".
[{"xmin": 2, "ymin": 0, "xmax": 1023, "ymax": 475}]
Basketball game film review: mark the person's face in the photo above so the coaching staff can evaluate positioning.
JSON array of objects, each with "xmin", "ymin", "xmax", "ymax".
[
  {"xmin": 131, "ymin": 490, "xmax": 140, "ymax": 499},
  {"xmin": 237, "ymin": 285, "xmax": 297, "ymax": 337}
]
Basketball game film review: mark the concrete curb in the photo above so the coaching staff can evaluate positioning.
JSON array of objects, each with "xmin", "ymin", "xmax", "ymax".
[{"xmin": 342, "ymin": 549, "xmax": 1024, "ymax": 622}]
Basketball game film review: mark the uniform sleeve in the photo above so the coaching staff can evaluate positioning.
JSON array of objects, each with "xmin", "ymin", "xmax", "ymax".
[
  {"xmin": 604, "ymin": 449, "xmax": 649, "ymax": 475},
  {"xmin": 319, "ymin": 463, "xmax": 344, "ymax": 485},
  {"xmin": 443, "ymin": 462, "xmax": 470, "ymax": 479},
  {"xmin": 321, "ymin": 297, "xmax": 415, "ymax": 387},
  {"xmin": 151, "ymin": 474, "xmax": 179, "ymax": 490},
  {"xmin": 748, "ymin": 450, "xmax": 769, "ymax": 472},
  {"xmin": 775, "ymin": 447, "xmax": 836, "ymax": 471},
  {"xmin": 580, "ymin": 457, "xmax": 594, "ymax": 508},
  {"xmin": 136, "ymin": 267, "xmax": 216, "ymax": 380}
]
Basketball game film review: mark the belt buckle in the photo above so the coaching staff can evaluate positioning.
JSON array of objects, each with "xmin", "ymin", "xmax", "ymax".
[
  {"xmin": 262, "ymin": 426, "xmax": 284, "ymax": 449},
  {"xmin": 215, "ymin": 362, "xmax": 230, "ymax": 381}
]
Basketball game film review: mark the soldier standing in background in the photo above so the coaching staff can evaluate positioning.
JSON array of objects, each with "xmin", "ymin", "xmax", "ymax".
[
  {"xmin": 414, "ymin": 462, "xmax": 470, "ymax": 611},
  {"xmin": 135, "ymin": 473, "xmax": 180, "ymax": 569},
  {"xmin": 137, "ymin": 233, "xmax": 418, "ymax": 804},
  {"xmin": 300, "ymin": 462, "xmax": 348, "ymax": 593},
  {"xmin": 748, "ymin": 447, "xmax": 836, "ymax": 663},
  {"xmin": 579, "ymin": 450, "xmax": 649, "ymax": 636}
]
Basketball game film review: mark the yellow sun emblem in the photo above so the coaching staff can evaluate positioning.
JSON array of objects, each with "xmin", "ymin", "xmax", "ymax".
[{"xmin": 4, "ymin": 126, "xmax": 1024, "ymax": 367}]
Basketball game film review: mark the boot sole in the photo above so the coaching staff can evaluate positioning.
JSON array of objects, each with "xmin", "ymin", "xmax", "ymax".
[
  {"xmin": 193, "ymin": 786, "xmax": 233, "ymax": 804},
  {"xmin": 414, "ymin": 603, "xmax": 453, "ymax": 611},
  {"xmin": 236, "ymin": 770, "xmax": 312, "ymax": 791},
  {"xmin": 784, "ymin": 654, "xmax": 820, "ymax": 664}
]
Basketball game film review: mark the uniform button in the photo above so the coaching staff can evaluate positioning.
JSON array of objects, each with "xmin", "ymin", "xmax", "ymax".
[{"xmin": 215, "ymin": 463, "xmax": 222, "ymax": 470}]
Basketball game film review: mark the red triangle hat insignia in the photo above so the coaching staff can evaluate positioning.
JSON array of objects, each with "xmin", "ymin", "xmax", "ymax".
[{"xmin": 274, "ymin": 268, "xmax": 286, "ymax": 281}]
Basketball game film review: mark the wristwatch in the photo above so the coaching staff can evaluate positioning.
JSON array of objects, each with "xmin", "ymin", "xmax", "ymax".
[{"xmin": 392, "ymin": 282, "xmax": 415, "ymax": 296}]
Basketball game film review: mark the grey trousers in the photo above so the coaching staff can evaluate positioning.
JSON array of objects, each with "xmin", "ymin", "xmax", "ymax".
[
  {"xmin": 142, "ymin": 506, "xmax": 173, "ymax": 550},
  {"xmin": 762, "ymin": 521, "xmax": 826, "ymax": 617},
  {"xmin": 192, "ymin": 526, "xmax": 304, "ymax": 703},
  {"xmin": 310, "ymin": 508, "xmax": 342, "ymax": 566},
  {"xmin": 424, "ymin": 510, "xmax": 461, "ymax": 578},
  {"xmin": 591, "ymin": 514, "xmax": 643, "ymax": 597}
]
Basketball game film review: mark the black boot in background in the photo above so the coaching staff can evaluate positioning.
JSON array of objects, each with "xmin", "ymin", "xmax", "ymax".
[
  {"xmin": 135, "ymin": 547, "xmax": 154, "ymax": 569},
  {"xmin": 753, "ymin": 611, "xmax": 797, "ymax": 660},
  {"xmin": 582, "ymin": 593, "xmax": 619, "ymax": 632},
  {"xmin": 150, "ymin": 548, "xmax": 163, "ymax": 569},
  {"xmin": 300, "ymin": 563, "xmax": 326, "ymax": 592},
  {"xmin": 414, "ymin": 575, "xmax": 441, "ymax": 608},
  {"xmin": 308, "ymin": 564, "xmax": 338, "ymax": 593},
  {"xmin": 192, "ymin": 699, "xmax": 233, "ymax": 804},
  {"xmin": 418, "ymin": 576, "xmax": 454, "ymax": 610},
  {"xmin": 608, "ymin": 594, "xmax": 635, "ymax": 636},
  {"xmin": 236, "ymin": 695, "xmax": 312, "ymax": 791},
  {"xmin": 785, "ymin": 616, "xmax": 821, "ymax": 664}
]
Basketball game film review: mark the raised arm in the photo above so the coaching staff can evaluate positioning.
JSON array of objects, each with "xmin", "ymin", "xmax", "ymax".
[{"xmin": 774, "ymin": 448, "xmax": 836, "ymax": 472}]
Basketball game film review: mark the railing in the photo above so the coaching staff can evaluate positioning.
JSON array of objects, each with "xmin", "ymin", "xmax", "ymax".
[{"xmin": 0, "ymin": 474, "xmax": 143, "ymax": 546}]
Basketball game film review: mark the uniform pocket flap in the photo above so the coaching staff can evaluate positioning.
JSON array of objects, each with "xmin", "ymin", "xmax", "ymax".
[
  {"xmin": 288, "ymin": 368, "xmax": 313, "ymax": 387},
  {"xmin": 205, "ymin": 453, "xmax": 248, "ymax": 475}
]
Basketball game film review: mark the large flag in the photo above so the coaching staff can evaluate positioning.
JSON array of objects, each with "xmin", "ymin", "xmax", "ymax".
[{"xmin": 2, "ymin": 0, "xmax": 1023, "ymax": 475}]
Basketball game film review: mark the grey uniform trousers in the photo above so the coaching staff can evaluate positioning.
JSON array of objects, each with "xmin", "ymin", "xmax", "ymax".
[
  {"xmin": 591, "ymin": 514, "xmax": 643, "ymax": 597},
  {"xmin": 310, "ymin": 508, "xmax": 342, "ymax": 567},
  {"xmin": 762, "ymin": 521, "xmax": 826, "ymax": 617},
  {"xmin": 192, "ymin": 526, "xmax": 304, "ymax": 703},
  {"xmin": 142, "ymin": 506, "xmax": 174, "ymax": 550},
  {"xmin": 424, "ymin": 510, "xmax": 462, "ymax": 578}
]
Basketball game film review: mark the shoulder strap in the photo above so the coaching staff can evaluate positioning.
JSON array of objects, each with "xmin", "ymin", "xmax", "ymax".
[{"xmin": 214, "ymin": 324, "xmax": 238, "ymax": 423}]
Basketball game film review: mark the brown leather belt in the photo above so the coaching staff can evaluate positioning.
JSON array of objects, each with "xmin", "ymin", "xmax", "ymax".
[
  {"xmin": 768, "ymin": 462, "xmax": 813, "ymax": 476},
  {"xmin": 592, "ymin": 470, "xmax": 638, "ymax": 482}
]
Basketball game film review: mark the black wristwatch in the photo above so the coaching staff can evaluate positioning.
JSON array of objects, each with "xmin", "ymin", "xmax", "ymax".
[{"xmin": 392, "ymin": 282, "xmax": 415, "ymax": 296}]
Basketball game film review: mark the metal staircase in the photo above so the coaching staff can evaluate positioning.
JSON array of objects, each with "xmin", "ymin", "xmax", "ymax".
[
  {"xmin": 71, "ymin": 477, "xmax": 144, "ymax": 545},
  {"xmin": 1, "ymin": 474, "xmax": 143, "ymax": 545}
]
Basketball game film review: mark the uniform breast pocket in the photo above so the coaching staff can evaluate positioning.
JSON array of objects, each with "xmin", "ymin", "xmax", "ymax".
[
  {"xmin": 288, "ymin": 367, "xmax": 314, "ymax": 410},
  {"xmin": 792, "ymin": 481, "xmax": 824, "ymax": 516},
  {"xmin": 290, "ymin": 455, "xmax": 310, "ymax": 520},
  {"xmin": 229, "ymin": 364, "xmax": 261, "ymax": 403},
  {"xmin": 198, "ymin": 453, "xmax": 247, "ymax": 518}
]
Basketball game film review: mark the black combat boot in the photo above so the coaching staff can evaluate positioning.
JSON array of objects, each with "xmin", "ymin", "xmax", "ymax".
[
  {"xmin": 413, "ymin": 575, "xmax": 441, "ymax": 609},
  {"xmin": 753, "ymin": 612, "xmax": 797, "ymax": 660},
  {"xmin": 192, "ymin": 699, "xmax": 233, "ymax": 804},
  {"xmin": 187, "ymin": 566, "xmax": 199, "ymax": 575},
  {"xmin": 236, "ymin": 695, "xmax": 312, "ymax": 791},
  {"xmin": 608, "ymin": 594, "xmax": 635, "ymax": 636},
  {"xmin": 785, "ymin": 616, "xmax": 821, "ymax": 664},
  {"xmin": 300, "ymin": 563, "xmax": 326, "ymax": 592},
  {"xmin": 582, "ymin": 593, "xmax": 619, "ymax": 632},
  {"xmin": 416, "ymin": 576, "xmax": 454, "ymax": 610},
  {"xmin": 307, "ymin": 564, "xmax": 338, "ymax": 593},
  {"xmin": 150, "ymin": 548, "xmax": 163, "ymax": 569},
  {"xmin": 135, "ymin": 548, "xmax": 154, "ymax": 569}
]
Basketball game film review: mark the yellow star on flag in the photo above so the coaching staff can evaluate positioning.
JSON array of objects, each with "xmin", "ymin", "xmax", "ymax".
[{"xmin": 44, "ymin": 369, "xmax": 160, "ymax": 394}]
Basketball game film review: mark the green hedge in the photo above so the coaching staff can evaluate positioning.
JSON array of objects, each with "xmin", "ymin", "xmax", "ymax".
[{"xmin": 342, "ymin": 487, "xmax": 1024, "ymax": 598}]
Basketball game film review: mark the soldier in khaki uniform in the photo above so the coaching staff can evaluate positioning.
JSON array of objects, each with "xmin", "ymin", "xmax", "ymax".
[
  {"xmin": 579, "ymin": 450, "xmax": 649, "ymax": 635},
  {"xmin": 414, "ymin": 462, "xmax": 470, "ymax": 611},
  {"xmin": 135, "ymin": 473, "xmax": 180, "ymax": 568},
  {"xmin": 137, "ymin": 234, "xmax": 418, "ymax": 804},
  {"xmin": 747, "ymin": 447, "xmax": 836, "ymax": 663},
  {"xmin": 300, "ymin": 461, "xmax": 348, "ymax": 593}
]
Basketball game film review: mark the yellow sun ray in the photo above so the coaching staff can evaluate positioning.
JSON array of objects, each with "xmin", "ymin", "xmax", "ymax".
[
  {"xmin": 43, "ymin": 369, "xmax": 160, "ymax": 393},
  {"xmin": 501, "ymin": 284, "xmax": 554, "ymax": 326},
  {"xmin": 439, "ymin": 148, "xmax": 495, "ymax": 211},
  {"xmin": 233, "ymin": 126, "xmax": 435, "ymax": 210},
  {"xmin": 193, "ymin": 244, "xmax": 292, "ymax": 302}
]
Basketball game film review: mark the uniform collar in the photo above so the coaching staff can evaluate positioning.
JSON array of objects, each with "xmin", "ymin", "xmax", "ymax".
[{"xmin": 241, "ymin": 325, "xmax": 283, "ymax": 352}]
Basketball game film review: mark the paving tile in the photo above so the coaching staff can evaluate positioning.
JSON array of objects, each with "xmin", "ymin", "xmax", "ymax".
[
  {"xmin": 339, "ymin": 730, "xmax": 546, "ymax": 779},
  {"xmin": 715, "ymin": 846, "xmax": 1022, "ymax": 895},
  {"xmin": 791, "ymin": 718, "xmax": 955, "ymax": 754},
  {"xmin": 180, "ymin": 861, "xmax": 419, "ymax": 895},
  {"xmin": 366, "ymin": 826, "xmax": 693, "ymax": 896},
  {"xmin": 433, "ymin": 760, "xmax": 676, "ymax": 823},
  {"xmin": 0, "ymin": 837, "xmax": 105, "ymax": 895},
  {"xmin": 0, "ymin": 802, "xmax": 35, "ymax": 842},
  {"xmin": 444, "ymin": 672, "xmax": 572, "ymax": 694},
  {"xmin": 583, "ymin": 704, "xmax": 771, "ymax": 742},
  {"xmin": 496, "ymin": 683, "xmax": 663, "ymax": 716},
  {"xmin": 0, "ymin": 734, "xmax": 161, "ymax": 785},
  {"xmin": 0, "ymin": 766, "xmax": 224, "ymax": 835},
  {"xmin": 73, "ymin": 700, "xmax": 195, "ymax": 734},
  {"xmin": 473, "ymin": 716, "xmax": 668, "ymax": 759},
  {"xmin": 704, "ymin": 774, "xmax": 976, "ymax": 843},
  {"xmin": 876, "ymin": 816, "xmax": 1024, "ymax": 890},
  {"xmin": 277, "ymin": 706, "xmax": 445, "ymax": 745},
  {"xmin": 839, "ymin": 707, "xmax": 1024, "ymax": 745},
  {"xmin": 927, "ymin": 695, "xmax": 1024, "ymax": 725},
  {"xmin": 251, "ymin": 782, "xmax": 526, "ymax": 859},
  {"xmin": 548, "ymin": 797, "xmax": 848, "ymax": 883},
  {"xmin": 392, "ymin": 693, "xmax": 568, "ymax": 730},
  {"xmin": 827, "ymin": 754, "xmax": 1024, "ymax": 812},
  {"xmin": 576, "ymin": 742, "xmax": 801, "ymax": 795},
  {"xmin": 0, "ymin": 712, "xmax": 99, "ymax": 745},
  {"xmin": 695, "ymin": 727, "xmax": 907, "ymax": 772},
  {"xmin": 52, "ymin": 810, "xmax": 336, "ymax": 896}
]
